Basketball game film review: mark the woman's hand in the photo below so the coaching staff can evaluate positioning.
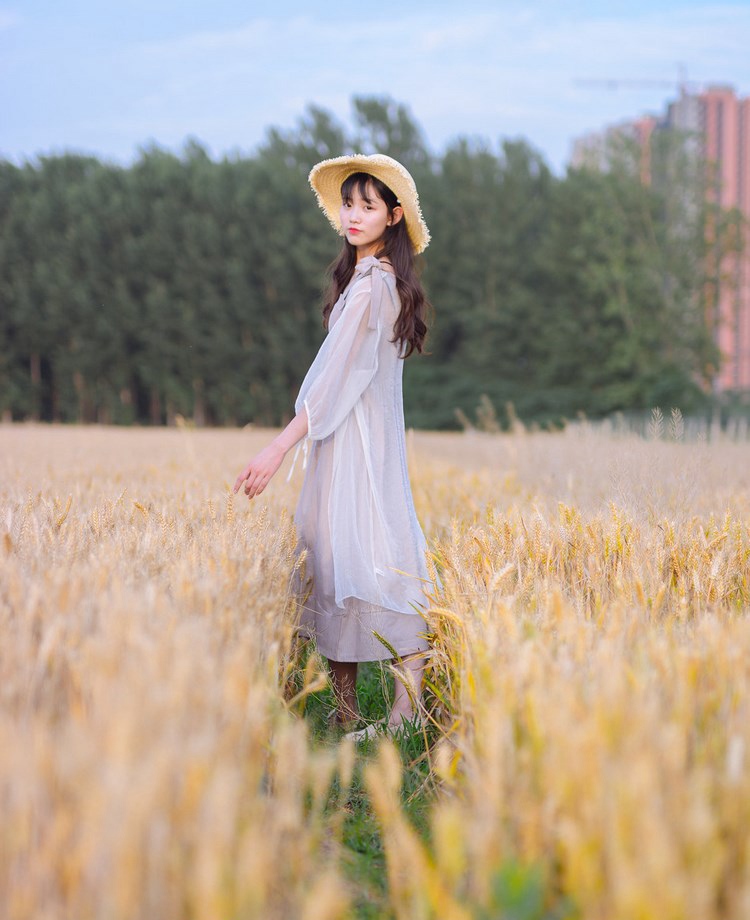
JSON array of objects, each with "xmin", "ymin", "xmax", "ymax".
[
  {"xmin": 233, "ymin": 408, "xmax": 309, "ymax": 500},
  {"xmin": 233, "ymin": 442, "xmax": 285, "ymax": 499}
]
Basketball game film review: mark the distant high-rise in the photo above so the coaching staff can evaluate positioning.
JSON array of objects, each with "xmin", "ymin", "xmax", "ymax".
[{"xmin": 571, "ymin": 85, "xmax": 750, "ymax": 392}]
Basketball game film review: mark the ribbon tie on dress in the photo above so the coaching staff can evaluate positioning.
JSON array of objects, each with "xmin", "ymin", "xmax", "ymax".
[
  {"xmin": 353, "ymin": 256, "xmax": 397, "ymax": 330},
  {"xmin": 286, "ymin": 436, "xmax": 308, "ymax": 482}
]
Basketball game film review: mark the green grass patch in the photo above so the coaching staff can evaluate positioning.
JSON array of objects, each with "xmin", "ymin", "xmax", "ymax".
[
  {"xmin": 294, "ymin": 642, "xmax": 574, "ymax": 920},
  {"xmin": 296, "ymin": 648, "xmax": 436, "ymax": 917}
]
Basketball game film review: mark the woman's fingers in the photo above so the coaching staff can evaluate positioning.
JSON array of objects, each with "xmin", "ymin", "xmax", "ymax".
[
  {"xmin": 233, "ymin": 464, "xmax": 251, "ymax": 493},
  {"xmin": 236, "ymin": 445, "xmax": 284, "ymax": 500},
  {"xmin": 244, "ymin": 469, "xmax": 267, "ymax": 499}
]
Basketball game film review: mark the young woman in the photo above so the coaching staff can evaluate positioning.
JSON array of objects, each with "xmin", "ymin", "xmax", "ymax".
[{"xmin": 234, "ymin": 154, "xmax": 432, "ymax": 738}]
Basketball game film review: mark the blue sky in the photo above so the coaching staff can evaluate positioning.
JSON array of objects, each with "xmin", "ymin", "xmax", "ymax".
[{"xmin": 2, "ymin": 0, "xmax": 749, "ymax": 173}]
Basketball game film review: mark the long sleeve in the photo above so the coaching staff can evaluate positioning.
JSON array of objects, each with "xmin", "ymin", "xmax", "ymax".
[{"xmin": 295, "ymin": 268, "xmax": 393, "ymax": 441}]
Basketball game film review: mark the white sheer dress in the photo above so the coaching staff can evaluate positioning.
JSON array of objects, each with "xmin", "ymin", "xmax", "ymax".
[{"xmin": 293, "ymin": 255, "xmax": 431, "ymax": 662}]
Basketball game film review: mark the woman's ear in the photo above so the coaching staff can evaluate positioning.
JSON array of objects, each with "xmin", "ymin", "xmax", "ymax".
[{"xmin": 388, "ymin": 205, "xmax": 404, "ymax": 226}]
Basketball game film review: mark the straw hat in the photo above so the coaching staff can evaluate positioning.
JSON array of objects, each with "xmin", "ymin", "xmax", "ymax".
[{"xmin": 308, "ymin": 153, "xmax": 431, "ymax": 253}]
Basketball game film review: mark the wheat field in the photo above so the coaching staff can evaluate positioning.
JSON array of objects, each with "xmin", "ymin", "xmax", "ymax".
[{"xmin": 2, "ymin": 420, "xmax": 750, "ymax": 920}]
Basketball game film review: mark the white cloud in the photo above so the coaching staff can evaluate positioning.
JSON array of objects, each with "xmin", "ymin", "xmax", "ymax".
[
  {"xmin": 5, "ymin": 3, "xmax": 750, "ymax": 170},
  {"xmin": 123, "ymin": 5, "xmax": 750, "ymax": 168},
  {"xmin": 0, "ymin": 8, "xmax": 19, "ymax": 31},
  {"xmin": 417, "ymin": 13, "xmax": 505, "ymax": 52},
  {"xmin": 135, "ymin": 18, "xmax": 276, "ymax": 60}
]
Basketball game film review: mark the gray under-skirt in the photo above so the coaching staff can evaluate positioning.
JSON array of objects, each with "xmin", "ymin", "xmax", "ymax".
[{"xmin": 298, "ymin": 593, "xmax": 430, "ymax": 662}]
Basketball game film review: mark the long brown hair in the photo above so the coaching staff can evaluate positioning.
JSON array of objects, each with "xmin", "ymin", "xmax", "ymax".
[{"xmin": 322, "ymin": 172, "xmax": 430, "ymax": 358}]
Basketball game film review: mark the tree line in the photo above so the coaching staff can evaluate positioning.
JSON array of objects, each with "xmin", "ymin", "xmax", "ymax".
[{"xmin": 0, "ymin": 97, "xmax": 739, "ymax": 429}]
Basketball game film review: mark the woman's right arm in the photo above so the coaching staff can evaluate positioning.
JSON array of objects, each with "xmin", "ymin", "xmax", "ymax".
[
  {"xmin": 233, "ymin": 406, "xmax": 309, "ymax": 500},
  {"xmin": 235, "ymin": 270, "xmax": 388, "ymax": 499},
  {"xmin": 297, "ymin": 275, "xmax": 386, "ymax": 440}
]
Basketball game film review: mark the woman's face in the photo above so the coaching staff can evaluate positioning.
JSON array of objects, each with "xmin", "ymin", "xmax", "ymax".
[{"xmin": 339, "ymin": 181, "xmax": 399, "ymax": 259}]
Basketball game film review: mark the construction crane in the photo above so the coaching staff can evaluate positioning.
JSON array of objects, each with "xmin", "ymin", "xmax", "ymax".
[
  {"xmin": 574, "ymin": 66, "xmax": 695, "ymax": 97},
  {"xmin": 575, "ymin": 79, "xmax": 681, "ymax": 90}
]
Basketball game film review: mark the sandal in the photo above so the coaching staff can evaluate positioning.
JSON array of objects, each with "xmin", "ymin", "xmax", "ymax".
[
  {"xmin": 327, "ymin": 709, "xmax": 360, "ymax": 733},
  {"xmin": 346, "ymin": 713, "xmax": 424, "ymax": 743},
  {"xmin": 345, "ymin": 721, "xmax": 385, "ymax": 743}
]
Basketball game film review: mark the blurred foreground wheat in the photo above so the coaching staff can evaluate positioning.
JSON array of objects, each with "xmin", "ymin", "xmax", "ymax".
[{"xmin": 2, "ymin": 422, "xmax": 750, "ymax": 919}]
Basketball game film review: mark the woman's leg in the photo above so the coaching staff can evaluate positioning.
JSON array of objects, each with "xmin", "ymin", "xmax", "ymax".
[
  {"xmin": 389, "ymin": 652, "xmax": 426, "ymax": 727},
  {"xmin": 328, "ymin": 659, "xmax": 359, "ymax": 724}
]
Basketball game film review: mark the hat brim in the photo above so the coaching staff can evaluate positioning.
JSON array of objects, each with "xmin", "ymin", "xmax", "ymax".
[{"xmin": 308, "ymin": 154, "xmax": 430, "ymax": 254}]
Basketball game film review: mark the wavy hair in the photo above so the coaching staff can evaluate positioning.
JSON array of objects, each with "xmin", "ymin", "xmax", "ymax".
[{"xmin": 322, "ymin": 172, "xmax": 430, "ymax": 358}]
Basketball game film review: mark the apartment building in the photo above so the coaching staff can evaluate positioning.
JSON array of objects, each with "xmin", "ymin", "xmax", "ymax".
[{"xmin": 571, "ymin": 85, "xmax": 750, "ymax": 392}]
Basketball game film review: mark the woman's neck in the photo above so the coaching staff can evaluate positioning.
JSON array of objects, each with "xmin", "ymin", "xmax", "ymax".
[{"xmin": 355, "ymin": 241, "xmax": 385, "ymax": 262}]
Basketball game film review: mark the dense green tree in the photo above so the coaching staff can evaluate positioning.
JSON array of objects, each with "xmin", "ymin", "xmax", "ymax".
[
  {"xmin": 352, "ymin": 96, "xmax": 431, "ymax": 169},
  {"xmin": 0, "ymin": 96, "xmax": 736, "ymax": 429},
  {"xmin": 406, "ymin": 138, "xmax": 555, "ymax": 426}
]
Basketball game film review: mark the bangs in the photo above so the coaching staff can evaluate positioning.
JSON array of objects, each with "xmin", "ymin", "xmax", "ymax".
[
  {"xmin": 340, "ymin": 172, "xmax": 398, "ymax": 208},
  {"xmin": 340, "ymin": 172, "xmax": 379, "ymax": 204}
]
